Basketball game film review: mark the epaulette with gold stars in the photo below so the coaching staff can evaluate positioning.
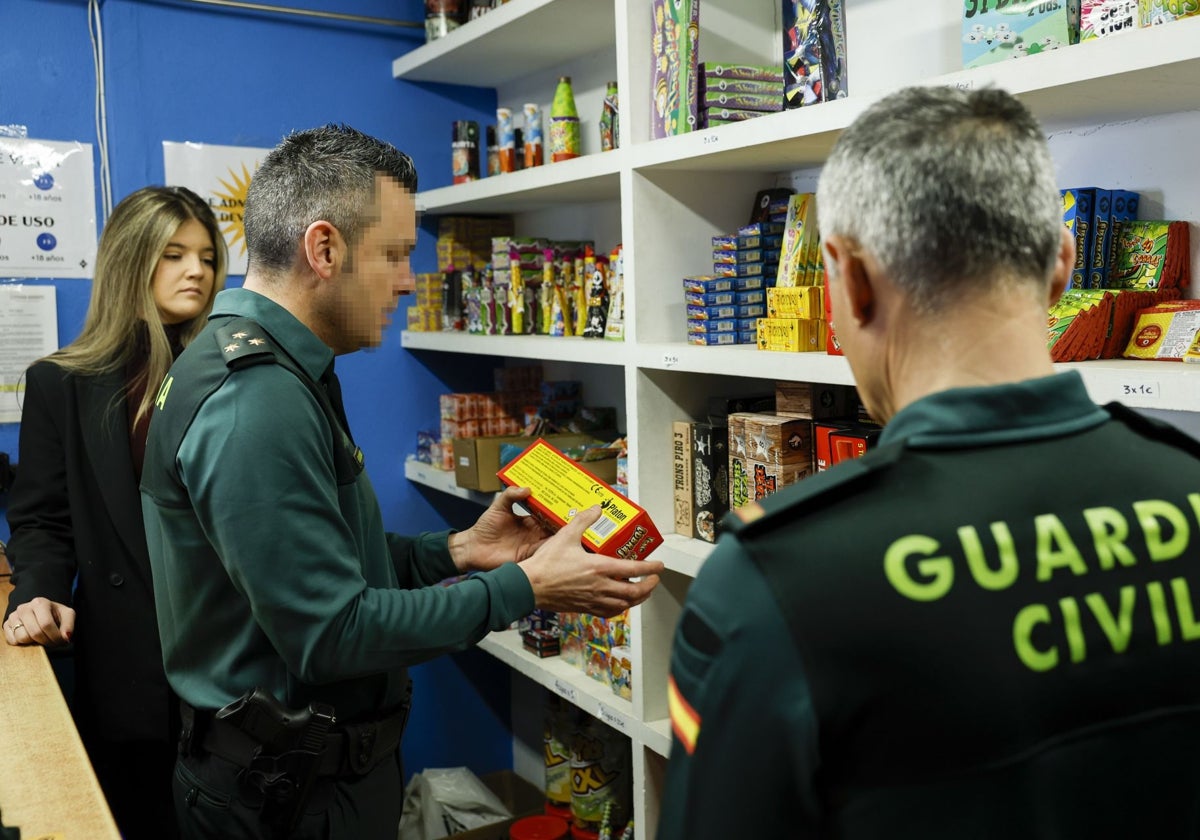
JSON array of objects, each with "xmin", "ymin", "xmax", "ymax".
[
  {"xmin": 722, "ymin": 439, "xmax": 906, "ymax": 538},
  {"xmin": 215, "ymin": 318, "xmax": 278, "ymax": 370}
]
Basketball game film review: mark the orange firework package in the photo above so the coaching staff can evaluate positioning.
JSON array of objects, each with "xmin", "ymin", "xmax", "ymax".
[{"xmin": 497, "ymin": 438, "xmax": 663, "ymax": 560}]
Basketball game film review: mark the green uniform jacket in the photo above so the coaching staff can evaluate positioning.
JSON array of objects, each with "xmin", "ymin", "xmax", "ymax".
[
  {"xmin": 140, "ymin": 288, "xmax": 534, "ymax": 720},
  {"xmin": 659, "ymin": 373, "xmax": 1200, "ymax": 839}
]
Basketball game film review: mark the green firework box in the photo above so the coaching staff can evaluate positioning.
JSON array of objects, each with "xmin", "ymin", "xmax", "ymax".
[
  {"xmin": 651, "ymin": 0, "xmax": 700, "ymax": 138},
  {"xmin": 962, "ymin": 0, "xmax": 1080, "ymax": 68}
]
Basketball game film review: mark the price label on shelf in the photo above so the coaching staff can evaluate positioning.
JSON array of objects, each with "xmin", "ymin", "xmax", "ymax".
[
  {"xmin": 1120, "ymin": 381, "xmax": 1160, "ymax": 399},
  {"xmin": 553, "ymin": 679, "xmax": 577, "ymax": 704},
  {"xmin": 701, "ymin": 133, "xmax": 720, "ymax": 146},
  {"xmin": 662, "ymin": 353, "xmax": 679, "ymax": 368}
]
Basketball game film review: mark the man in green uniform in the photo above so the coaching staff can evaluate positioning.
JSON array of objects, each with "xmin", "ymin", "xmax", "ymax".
[
  {"xmin": 658, "ymin": 86, "xmax": 1200, "ymax": 838},
  {"xmin": 140, "ymin": 124, "xmax": 663, "ymax": 840}
]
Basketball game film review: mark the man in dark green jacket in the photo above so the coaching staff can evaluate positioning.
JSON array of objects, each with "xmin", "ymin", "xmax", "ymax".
[
  {"xmin": 658, "ymin": 86, "xmax": 1200, "ymax": 839},
  {"xmin": 141, "ymin": 124, "xmax": 662, "ymax": 840}
]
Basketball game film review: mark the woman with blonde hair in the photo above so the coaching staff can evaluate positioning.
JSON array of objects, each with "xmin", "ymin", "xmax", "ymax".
[{"xmin": 3, "ymin": 185, "xmax": 226, "ymax": 838}]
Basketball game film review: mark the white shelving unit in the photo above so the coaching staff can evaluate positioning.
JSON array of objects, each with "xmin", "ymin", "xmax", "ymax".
[{"xmin": 395, "ymin": 3, "xmax": 1200, "ymax": 837}]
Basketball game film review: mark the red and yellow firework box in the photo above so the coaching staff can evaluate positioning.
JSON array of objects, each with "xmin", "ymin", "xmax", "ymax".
[{"xmin": 497, "ymin": 438, "xmax": 662, "ymax": 560}]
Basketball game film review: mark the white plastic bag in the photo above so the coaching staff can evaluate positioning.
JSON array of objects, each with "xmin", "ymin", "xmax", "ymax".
[{"xmin": 397, "ymin": 767, "xmax": 513, "ymax": 840}]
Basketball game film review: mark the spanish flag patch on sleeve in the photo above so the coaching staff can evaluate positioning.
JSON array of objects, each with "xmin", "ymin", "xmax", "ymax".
[{"xmin": 668, "ymin": 675, "xmax": 701, "ymax": 755}]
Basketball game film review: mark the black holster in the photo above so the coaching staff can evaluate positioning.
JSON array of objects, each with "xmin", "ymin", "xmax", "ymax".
[
  {"xmin": 185, "ymin": 688, "xmax": 335, "ymax": 840},
  {"xmin": 178, "ymin": 684, "xmax": 412, "ymax": 838}
]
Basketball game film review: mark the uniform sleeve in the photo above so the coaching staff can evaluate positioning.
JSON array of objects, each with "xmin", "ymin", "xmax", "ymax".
[
  {"xmin": 657, "ymin": 537, "xmax": 823, "ymax": 840},
  {"xmin": 4, "ymin": 363, "xmax": 78, "ymax": 616},
  {"xmin": 177, "ymin": 364, "xmax": 530, "ymax": 685},
  {"xmin": 387, "ymin": 530, "xmax": 459, "ymax": 587}
]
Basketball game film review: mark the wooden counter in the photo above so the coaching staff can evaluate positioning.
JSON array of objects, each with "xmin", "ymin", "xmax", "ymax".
[{"xmin": 0, "ymin": 556, "xmax": 121, "ymax": 839}]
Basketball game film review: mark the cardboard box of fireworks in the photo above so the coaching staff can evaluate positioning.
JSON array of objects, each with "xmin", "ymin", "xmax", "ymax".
[
  {"xmin": 453, "ymin": 433, "xmax": 616, "ymax": 492},
  {"xmin": 498, "ymin": 438, "xmax": 662, "ymax": 560}
]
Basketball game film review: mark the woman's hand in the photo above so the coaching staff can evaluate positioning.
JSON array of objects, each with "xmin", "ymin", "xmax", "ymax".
[{"xmin": 4, "ymin": 597, "xmax": 75, "ymax": 647}]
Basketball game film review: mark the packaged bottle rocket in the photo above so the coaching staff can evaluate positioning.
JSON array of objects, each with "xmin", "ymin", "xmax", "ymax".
[
  {"xmin": 509, "ymin": 245, "xmax": 525, "ymax": 334},
  {"xmin": 523, "ymin": 103, "xmax": 545, "ymax": 167},
  {"xmin": 451, "ymin": 120, "xmax": 480, "ymax": 184},
  {"xmin": 600, "ymin": 81, "xmax": 619, "ymax": 151},
  {"xmin": 550, "ymin": 76, "xmax": 581, "ymax": 162},
  {"xmin": 582, "ymin": 255, "xmax": 609, "ymax": 338},
  {"xmin": 573, "ymin": 249, "xmax": 588, "ymax": 335},
  {"xmin": 486, "ymin": 125, "xmax": 500, "ymax": 177},
  {"xmin": 604, "ymin": 244, "xmax": 625, "ymax": 340},
  {"xmin": 497, "ymin": 107, "xmax": 517, "ymax": 173}
]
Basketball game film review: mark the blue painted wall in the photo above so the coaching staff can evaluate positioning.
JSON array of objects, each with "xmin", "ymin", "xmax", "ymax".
[{"xmin": 0, "ymin": 0, "xmax": 515, "ymax": 784}]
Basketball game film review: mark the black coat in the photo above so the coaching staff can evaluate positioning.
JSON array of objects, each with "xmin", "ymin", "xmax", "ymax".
[{"xmin": 5, "ymin": 360, "xmax": 174, "ymax": 744}]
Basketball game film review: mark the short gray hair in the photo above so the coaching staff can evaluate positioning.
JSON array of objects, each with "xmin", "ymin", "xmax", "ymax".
[
  {"xmin": 244, "ymin": 123, "xmax": 418, "ymax": 273},
  {"xmin": 817, "ymin": 86, "xmax": 1062, "ymax": 315}
]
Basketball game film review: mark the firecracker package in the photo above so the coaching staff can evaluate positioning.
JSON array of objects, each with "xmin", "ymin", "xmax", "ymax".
[
  {"xmin": 701, "ymin": 90, "xmax": 783, "ymax": 111},
  {"xmin": 497, "ymin": 438, "xmax": 662, "ymax": 560},
  {"xmin": 690, "ymin": 421, "xmax": 729, "ymax": 543},
  {"xmin": 651, "ymin": 0, "xmax": 700, "ymax": 138},
  {"xmin": 1081, "ymin": 0, "xmax": 1139, "ymax": 38},
  {"xmin": 1109, "ymin": 220, "xmax": 1190, "ymax": 290},
  {"xmin": 727, "ymin": 412, "xmax": 814, "ymax": 510},
  {"xmin": 1063, "ymin": 188, "xmax": 1096, "ymax": 289},
  {"xmin": 1083, "ymin": 189, "xmax": 1139, "ymax": 288},
  {"xmin": 702, "ymin": 61, "xmax": 785, "ymax": 82},
  {"xmin": 783, "ymin": 0, "xmax": 848, "ymax": 107},
  {"xmin": 672, "ymin": 421, "xmax": 695, "ymax": 538},
  {"xmin": 962, "ymin": 0, "xmax": 1080, "ymax": 68},
  {"xmin": 702, "ymin": 76, "xmax": 786, "ymax": 97},
  {"xmin": 1139, "ymin": 0, "xmax": 1200, "ymax": 26},
  {"xmin": 1123, "ymin": 301, "xmax": 1200, "ymax": 361},
  {"xmin": 775, "ymin": 380, "xmax": 854, "ymax": 420},
  {"xmin": 767, "ymin": 285, "xmax": 823, "ymax": 319},
  {"xmin": 756, "ymin": 317, "xmax": 824, "ymax": 352}
]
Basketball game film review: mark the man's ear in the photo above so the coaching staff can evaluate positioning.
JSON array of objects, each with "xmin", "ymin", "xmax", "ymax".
[
  {"xmin": 824, "ymin": 234, "xmax": 875, "ymax": 327},
  {"xmin": 303, "ymin": 220, "xmax": 345, "ymax": 280},
  {"xmin": 1047, "ymin": 226, "xmax": 1074, "ymax": 308}
]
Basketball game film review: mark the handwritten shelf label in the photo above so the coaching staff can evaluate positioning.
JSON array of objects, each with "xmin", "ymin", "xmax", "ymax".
[
  {"xmin": 598, "ymin": 705, "xmax": 628, "ymax": 732},
  {"xmin": 553, "ymin": 679, "xmax": 577, "ymax": 704},
  {"xmin": 1120, "ymin": 381, "xmax": 1160, "ymax": 399}
]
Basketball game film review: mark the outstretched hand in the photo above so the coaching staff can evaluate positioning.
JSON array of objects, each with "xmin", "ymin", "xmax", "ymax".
[
  {"xmin": 449, "ymin": 486, "xmax": 550, "ymax": 574},
  {"xmin": 518, "ymin": 506, "xmax": 664, "ymax": 618}
]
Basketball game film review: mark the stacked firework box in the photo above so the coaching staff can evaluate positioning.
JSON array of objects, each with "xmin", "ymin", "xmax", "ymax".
[
  {"xmin": 783, "ymin": 0, "xmax": 848, "ymax": 108},
  {"xmin": 685, "ymin": 189, "xmax": 794, "ymax": 345},
  {"xmin": 700, "ymin": 61, "xmax": 784, "ymax": 128},
  {"xmin": 962, "ymin": 0, "xmax": 1079, "ymax": 68},
  {"xmin": 650, "ymin": 0, "xmax": 701, "ymax": 138},
  {"xmin": 758, "ymin": 192, "xmax": 828, "ymax": 352},
  {"xmin": 1080, "ymin": 0, "xmax": 1199, "ymax": 41},
  {"xmin": 1050, "ymin": 186, "xmax": 1191, "ymax": 362}
]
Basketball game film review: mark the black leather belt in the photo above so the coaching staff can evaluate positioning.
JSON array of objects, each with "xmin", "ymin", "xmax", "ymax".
[{"xmin": 180, "ymin": 696, "xmax": 410, "ymax": 779}]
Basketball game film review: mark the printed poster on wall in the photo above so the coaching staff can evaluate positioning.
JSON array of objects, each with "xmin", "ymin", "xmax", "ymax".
[
  {"xmin": 0, "ymin": 138, "xmax": 98, "ymax": 278},
  {"xmin": 0, "ymin": 285, "xmax": 58, "ymax": 423},
  {"xmin": 163, "ymin": 141, "xmax": 268, "ymax": 276}
]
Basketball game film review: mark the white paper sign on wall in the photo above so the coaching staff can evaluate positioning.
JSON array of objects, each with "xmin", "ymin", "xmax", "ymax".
[
  {"xmin": 0, "ymin": 139, "xmax": 98, "ymax": 279},
  {"xmin": 163, "ymin": 141, "xmax": 269, "ymax": 276}
]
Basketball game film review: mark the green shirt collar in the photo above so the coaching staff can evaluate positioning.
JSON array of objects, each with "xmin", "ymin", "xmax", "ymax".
[
  {"xmin": 880, "ymin": 370, "xmax": 1110, "ymax": 449},
  {"xmin": 209, "ymin": 287, "xmax": 333, "ymax": 383}
]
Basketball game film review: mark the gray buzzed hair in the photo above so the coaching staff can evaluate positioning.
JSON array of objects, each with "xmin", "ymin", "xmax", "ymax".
[
  {"xmin": 817, "ymin": 86, "xmax": 1062, "ymax": 315},
  {"xmin": 244, "ymin": 123, "xmax": 418, "ymax": 273}
]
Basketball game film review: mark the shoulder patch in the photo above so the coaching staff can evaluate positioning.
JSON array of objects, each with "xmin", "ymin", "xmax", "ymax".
[
  {"xmin": 215, "ymin": 317, "xmax": 278, "ymax": 369},
  {"xmin": 723, "ymin": 439, "xmax": 906, "ymax": 539}
]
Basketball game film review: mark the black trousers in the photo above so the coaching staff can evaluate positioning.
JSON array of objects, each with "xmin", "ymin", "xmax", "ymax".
[{"xmin": 172, "ymin": 748, "xmax": 404, "ymax": 840}]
